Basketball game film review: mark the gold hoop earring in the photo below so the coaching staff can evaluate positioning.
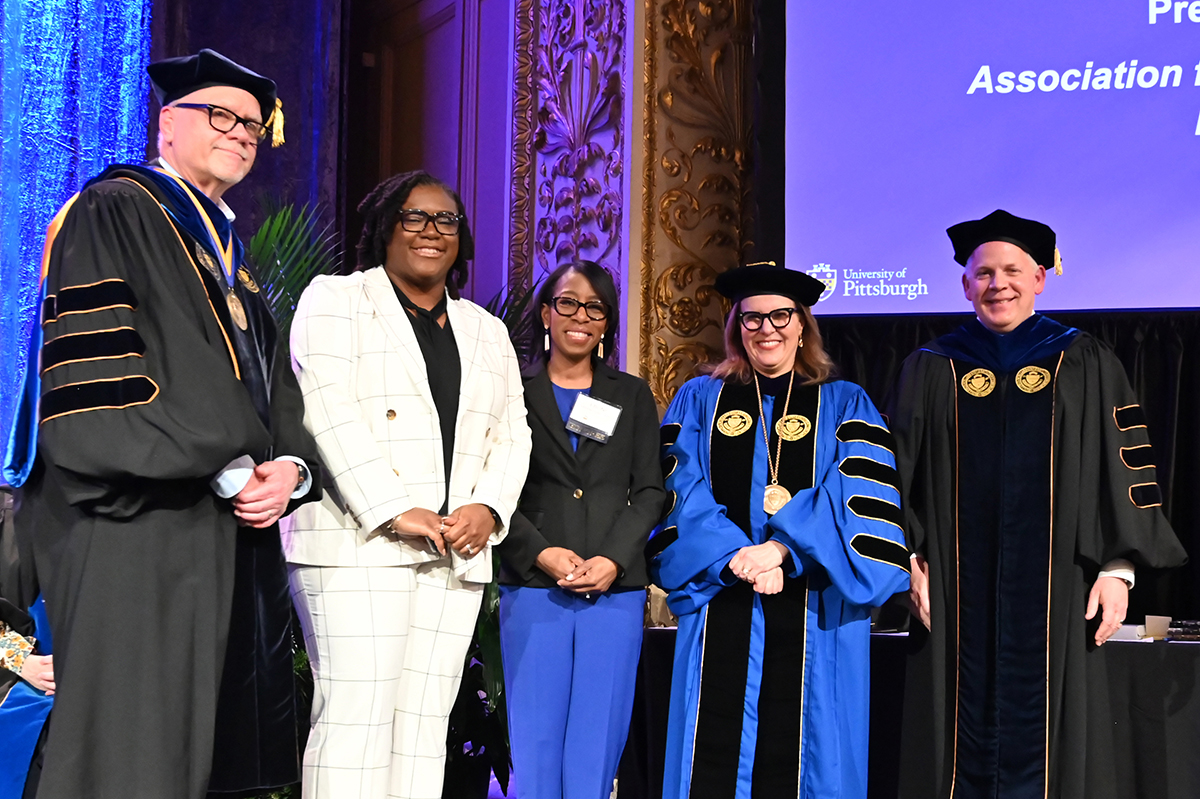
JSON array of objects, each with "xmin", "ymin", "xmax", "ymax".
[{"xmin": 798, "ymin": 336, "xmax": 804, "ymax": 349}]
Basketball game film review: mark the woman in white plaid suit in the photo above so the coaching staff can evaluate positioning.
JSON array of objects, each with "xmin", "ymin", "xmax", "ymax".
[{"xmin": 282, "ymin": 171, "xmax": 531, "ymax": 799}]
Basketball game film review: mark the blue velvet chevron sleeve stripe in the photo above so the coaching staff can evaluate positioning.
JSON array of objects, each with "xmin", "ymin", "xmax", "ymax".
[{"xmin": 767, "ymin": 382, "xmax": 911, "ymax": 607}]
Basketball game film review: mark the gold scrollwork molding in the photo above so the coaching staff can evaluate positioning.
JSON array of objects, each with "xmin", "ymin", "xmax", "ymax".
[
  {"xmin": 508, "ymin": 0, "xmax": 626, "ymax": 294},
  {"xmin": 508, "ymin": 0, "xmax": 539, "ymax": 292},
  {"xmin": 639, "ymin": 0, "xmax": 756, "ymax": 408}
]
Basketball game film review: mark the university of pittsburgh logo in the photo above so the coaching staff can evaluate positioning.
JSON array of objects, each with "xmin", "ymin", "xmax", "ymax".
[{"xmin": 807, "ymin": 264, "xmax": 836, "ymax": 302}]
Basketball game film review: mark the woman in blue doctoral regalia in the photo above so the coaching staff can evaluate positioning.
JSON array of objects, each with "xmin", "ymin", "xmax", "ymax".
[{"xmin": 647, "ymin": 261, "xmax": 912, "ymax": 799}]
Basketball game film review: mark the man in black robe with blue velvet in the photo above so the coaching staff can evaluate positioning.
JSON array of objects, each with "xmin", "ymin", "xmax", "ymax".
[
  {"xmin": 6, "ymin": 50, "xmax": 321, "ymax": 799},
  {"xmin": 889, "ymin": 210, "xmax": 1186, "ymax": 799}
]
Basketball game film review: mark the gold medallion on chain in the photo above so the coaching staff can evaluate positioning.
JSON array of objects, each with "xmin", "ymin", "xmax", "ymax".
[
  {"xmin": 763, "ymin": 484, "xmax": 793, "ymax": 515},
  {"xmin": 227, "ymin": 290, "xmax": 249, "ymax": 330},
  {"xmin": 754, "ymin": 372, "xmax": 796, "ymax": 515}
]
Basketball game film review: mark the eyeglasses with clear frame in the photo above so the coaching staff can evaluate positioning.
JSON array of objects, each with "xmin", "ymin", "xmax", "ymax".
[
  {"xmin": 172, "ymin": 103, "xmax": 268, "ymax": 141},
  {"xmin": 398, "ymin": 209, "xmax": 463, "ymax": 236},
  {"xmin": 737, "ymin": 307, "xmax": 798, "ymax": 331},
  {"xmin": 549, "ymin": 296, "xmax": 609, "ymax": 321}
]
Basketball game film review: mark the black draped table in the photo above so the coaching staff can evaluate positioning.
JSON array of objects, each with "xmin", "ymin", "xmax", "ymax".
[{"xmin": 616, "ymin": 629, "xmax": 1200, "ymax": 799}]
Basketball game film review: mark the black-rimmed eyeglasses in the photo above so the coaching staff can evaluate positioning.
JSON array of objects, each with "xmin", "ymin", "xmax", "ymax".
[
  {"xmin": 173, "ymin": 103, "xmax": 268, "ymax": 141},
  {"xmin": 549, "ymin": 296, "xmax": 609, "ymax": 321},
  {"xmin": 737, "ymin": 307, "xmax": 797, "ymax": 331},
  {"xmin": 398, "ymin": 209, "xmax": 463, "ymax": 236}
]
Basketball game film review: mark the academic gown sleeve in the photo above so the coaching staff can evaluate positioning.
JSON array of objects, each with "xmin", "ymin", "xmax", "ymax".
[
  {"xmin": 767, "ymin": 383, "xmax": 912, "ymax": 607},
  {"xmin": 1068, "ymin": 340, "xmax": 1186, "ymax": 571},
  {"xmin": 648, "ymin": 378, "xmax": 753, "ymax": 615},
  {"xmin": 36, "ymin": 181, "xmax": 274, "ymax": 513},
  {"xmin": 883, "ymin": 349, "xmax": 944, "ymax": 559}
]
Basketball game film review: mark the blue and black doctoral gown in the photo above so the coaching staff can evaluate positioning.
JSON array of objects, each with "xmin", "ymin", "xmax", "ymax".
[
  {"xmin": 0, "ymin": 596, "xmax": 53, "ymax": 799},
  {"xmin": 647, "ymin": 374, "xmax": 911, "ymax": 799},
  {"xmin": 9, "ymin": 164, "xmax": 321, "ymax": 799},
  {"xmin": 887, "ymin": 315, "xmax": 1187, "ymax": 799}
]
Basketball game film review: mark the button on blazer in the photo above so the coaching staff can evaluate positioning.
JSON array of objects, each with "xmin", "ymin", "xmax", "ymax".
[
  {"xmin": 498, "ymin": 359, "xmax": 665, "ymax": 588},
  {"xmin": 282, "ymin": 267, "xmax": 532, "ymax": 584}
]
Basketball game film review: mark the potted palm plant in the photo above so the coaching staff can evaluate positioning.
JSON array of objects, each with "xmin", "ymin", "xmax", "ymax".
[{"xmin": 249, "ymin": 201, "xmax": 342, "ymax": 337}]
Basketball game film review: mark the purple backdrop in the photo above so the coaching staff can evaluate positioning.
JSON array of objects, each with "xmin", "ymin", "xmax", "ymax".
[{"xmin": 785, "ymin": 0, "xmax": 1200, "ymax": 314}]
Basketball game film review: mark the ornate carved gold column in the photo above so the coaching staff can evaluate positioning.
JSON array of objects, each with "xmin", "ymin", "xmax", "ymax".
[
  {"xmin": 635, "ymin": 0, "xmax": 756, "ymax": 408},
  {"xmin": 508, "ymin": 0, "xmax": 627, "ymax": 294}
]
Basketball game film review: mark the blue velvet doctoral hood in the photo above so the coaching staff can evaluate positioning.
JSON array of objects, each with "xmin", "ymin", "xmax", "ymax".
[
  {"xmin": 92, "ymin": 163, "xmax": 245, "ymax": 284},
  {"xmin": 923, "ymin": 314, "xmax": 1079, "ymax": 374}
]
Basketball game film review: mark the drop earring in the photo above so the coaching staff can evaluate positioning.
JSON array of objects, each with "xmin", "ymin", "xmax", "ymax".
[
  {"xmin": 597, "ymin": 340, "xmax": 604, "ymax": 359},
  {"xmin": 798, "ymin": 336, "xmax": 804, "ymax": 349},
  {"xmin": 544, "ymin": 328, "xmax": 550, "ymax": 351}
]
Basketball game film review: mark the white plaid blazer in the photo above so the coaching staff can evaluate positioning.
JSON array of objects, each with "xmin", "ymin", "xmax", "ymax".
[{"xmin": 281, "ymin": 266, "xmax": 531, "ymax": 583}]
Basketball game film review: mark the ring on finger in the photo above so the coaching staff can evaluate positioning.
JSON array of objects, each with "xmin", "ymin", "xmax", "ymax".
[{"xmin": 465, "ymin": 543, "xmax": 474, "ymax": 555}]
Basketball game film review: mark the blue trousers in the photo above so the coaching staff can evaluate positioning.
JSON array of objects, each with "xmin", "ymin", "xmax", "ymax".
[{"xmin": 499, "ymin": 586, "xmax": 644, "ymax": 799}]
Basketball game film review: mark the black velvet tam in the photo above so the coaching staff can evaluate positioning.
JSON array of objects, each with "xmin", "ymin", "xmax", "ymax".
[
  {"xmin": 148, "ymin": 48, "xmax": 277, "ymax": 122},
  {"xmin": 714, "ymin": 261, "xmax": 826, "ymax": 307},
  {"xmin": 946, "ymin": 209, "xmax": 1056, "ymax": 269}
]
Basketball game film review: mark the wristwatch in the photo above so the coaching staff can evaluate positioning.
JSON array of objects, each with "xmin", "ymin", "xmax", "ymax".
[
  {"xmin": 485, "ymin": 505, "xmax": 502, "ymax": 530},
  {"xmin": 294, "ymin": 461, "xmax": 309, "ymax": 491}
]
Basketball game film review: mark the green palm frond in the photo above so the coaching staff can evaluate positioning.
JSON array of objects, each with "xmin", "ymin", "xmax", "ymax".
[
  {"xmin": 249, "ymin": 203, "xmax": 342, "ymax": 336},
  {"xmin": 484, "ymin": 281, "xmax": 540, "ymax": 363}
]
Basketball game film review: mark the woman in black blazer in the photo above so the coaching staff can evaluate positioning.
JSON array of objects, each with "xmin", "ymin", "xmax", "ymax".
[{"xmin": 497, "ymin": 260, "xmax": 665, "ymax": 799}]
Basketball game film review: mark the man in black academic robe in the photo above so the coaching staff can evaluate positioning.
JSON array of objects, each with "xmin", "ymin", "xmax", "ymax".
[
  {"xmin": 888, "ymin": 210, "xmax": 1186, "ymax": 799},
  {"xmin": 9, "ymin": 50, "xmax": 321, "ymax": 799}
]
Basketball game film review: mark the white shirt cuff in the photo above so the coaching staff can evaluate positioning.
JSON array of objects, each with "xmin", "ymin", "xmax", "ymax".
[
  {"xmin": 210, "ymin": 456, "xmax": 312, "ymax": 499},
  {"xmin": 211, "ymin": 455, "xmax": 256, "ymax": 499},
  {"xmin": 1098, "ymin": 558, "xmax": 1136, "ymax": 589}
]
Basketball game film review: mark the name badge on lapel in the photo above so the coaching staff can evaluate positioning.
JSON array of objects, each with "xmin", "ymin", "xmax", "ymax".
[{"xmin": 567, "ymin": 394, "xmax": 622, "ymax": 444}]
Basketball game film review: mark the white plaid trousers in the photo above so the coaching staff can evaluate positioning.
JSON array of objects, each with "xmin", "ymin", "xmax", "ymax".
[{"xmin": 289, "ymin": 562, "xmax": 483, "ymax": 799}]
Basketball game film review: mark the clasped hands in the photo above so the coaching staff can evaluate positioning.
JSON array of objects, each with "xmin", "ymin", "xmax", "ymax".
[
  {"xmin": 388, "ymin": 503, "xmax": 495, "ymax": 558},
  {"xmin": 536, "ymin": 547, "xmax": 619, "ymax": 595},
  {"xmin": 233, "ymin": 461, "xmax": 300, "ymax": 528},
  {"xmin": 729, "ymin": 540, "xmax": 790, "ymax": 595}
]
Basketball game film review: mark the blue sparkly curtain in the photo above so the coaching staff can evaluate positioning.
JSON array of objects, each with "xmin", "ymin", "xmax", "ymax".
[{"xmin": 0, "ymin": 0, "xmax": 151, "ymax": 478}]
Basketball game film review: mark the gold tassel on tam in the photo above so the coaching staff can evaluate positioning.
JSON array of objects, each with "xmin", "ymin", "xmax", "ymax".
[
  {"xmin": 1053, "ymin": 247, "xmax": 1063, "ymax": 275},
  {"xmin": 270, "ymin": 98, "xmax": 285, "ymax": 147}
]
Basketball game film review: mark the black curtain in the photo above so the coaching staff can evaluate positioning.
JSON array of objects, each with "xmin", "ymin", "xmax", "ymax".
[
  {"xmin": 819, "ymin": 310, "xmax": 1200, "ymax": 621},
  {"xmin": 149, "ymin": 0, "xmax": 349, "ymax": 245},
  {"xmin": 750, "ymin": 0, "xmax": 786, "ymax": 262}
]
